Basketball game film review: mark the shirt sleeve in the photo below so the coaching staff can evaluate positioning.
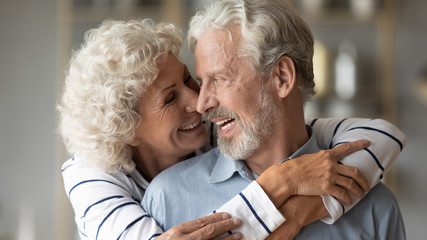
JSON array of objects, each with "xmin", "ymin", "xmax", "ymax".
[
  {"xmin": 61, "ymin": 159, "xmax": 163, "ymax": 240},
  {"xmin": 214, "ymin": 181, "xmax": 286, "ymax": 240},
  {"xmin": 308, "ymin": 118, "xmax": 407, "ymax": 224}
]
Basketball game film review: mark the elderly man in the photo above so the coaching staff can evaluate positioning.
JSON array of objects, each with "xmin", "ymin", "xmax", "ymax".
[{"xmin": 143, "ymin": 0, "xmax": 406, "ymax": 239}]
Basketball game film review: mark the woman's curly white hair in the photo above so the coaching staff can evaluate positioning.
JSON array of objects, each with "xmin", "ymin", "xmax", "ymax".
[{"xmin": 58, "ymin": 19, "xmax": 183, "ymax": 173}]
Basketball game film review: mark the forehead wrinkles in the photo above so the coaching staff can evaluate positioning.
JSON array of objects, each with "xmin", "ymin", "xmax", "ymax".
[
  {"xmin": 196, "ymin": 27, "xmax": 243, "ymax": 80},
  {"xmin": 213, "ymin": 29, "xmax": 241, "ymax": 78}
]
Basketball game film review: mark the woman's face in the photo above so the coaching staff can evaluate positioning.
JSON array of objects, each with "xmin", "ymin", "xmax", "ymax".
[{"xmin": 131, "ymin": 54, "xmax": 207, "ymax": 165}]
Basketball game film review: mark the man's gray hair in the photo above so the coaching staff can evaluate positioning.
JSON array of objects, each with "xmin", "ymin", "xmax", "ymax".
[{"xmin": 188, "ymin": 0, "xmax": 316, "ymax": 101}]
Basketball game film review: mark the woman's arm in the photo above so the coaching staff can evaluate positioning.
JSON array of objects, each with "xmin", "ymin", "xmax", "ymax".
[
  {"xmin": 266, "ymin": 196, "xmax": 326, "ymax": 240},
  {"xmin": 216, "ymin": 139, "xmax": 369, "ymax": 240},
  {"xmin": 62, "ymin": 158, "xmax": 241, "ymax": 240},
  {"xmin": 216, "ymin": 117, "xmax": 406, "ymax": 239},
  {"xmin": 62, "ymin": 158, "xmax": 163, "ymax": 239},
  {"xmin": 310, "ymin": 118, "xmax": 407, "ymax": 223}
]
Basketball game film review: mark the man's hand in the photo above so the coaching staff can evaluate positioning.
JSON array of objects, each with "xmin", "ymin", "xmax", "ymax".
[
  {"xmin": 158, "ymin": 212, "xmax": 242, "ymax": 240},
  {"xmin": 257, "ymin": 140, "xmax": 371, "ymax": 207},
  {"xmin": 266, "ymin": 196, "xmax": 326, "ymax": 240}
]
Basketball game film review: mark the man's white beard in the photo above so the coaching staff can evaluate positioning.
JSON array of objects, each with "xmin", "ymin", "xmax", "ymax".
[{"xmin": 207, "ymin": 88, "xmax": 282, "ymax": 160}]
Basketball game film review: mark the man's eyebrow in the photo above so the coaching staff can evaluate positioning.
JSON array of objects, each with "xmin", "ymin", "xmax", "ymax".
[{"xmin": 155, "ymin": 84, "xmax": 176, "ymax": 101}]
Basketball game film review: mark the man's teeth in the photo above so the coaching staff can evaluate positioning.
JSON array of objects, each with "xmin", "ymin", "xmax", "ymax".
[
  {"xmin": 215, "ymin": 118, "xmax": 234, "ymax": 130},
  {"xmin": 180, "ymin": 121, "xmax": 200, "ymax": 131},
  {"xmin": 215, "ymin": 118, "xmax": 233, "ymax": 126},
  {"xmin": 220, "ymin": 121, "xmax": 234, "ymax": 130}
]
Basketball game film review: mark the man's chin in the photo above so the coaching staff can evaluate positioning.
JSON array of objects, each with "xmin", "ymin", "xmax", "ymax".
[
  {"xmin": 218, "ymin": 139, "xmax": 253, "ymax": 160},
  {"xmin": 217, "ymin": 138, "xmax": 238, "ymax": 159}
]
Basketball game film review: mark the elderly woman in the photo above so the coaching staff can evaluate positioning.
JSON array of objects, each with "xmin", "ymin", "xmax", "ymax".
[{"xmin": 58, "ymin": 19, "xmax": 406, "ymax": 240}]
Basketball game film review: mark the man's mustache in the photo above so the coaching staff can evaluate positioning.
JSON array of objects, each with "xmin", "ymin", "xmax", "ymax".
[{"xmin": 202, "ymin": 107, "xmax": 241, "ymax": 122}]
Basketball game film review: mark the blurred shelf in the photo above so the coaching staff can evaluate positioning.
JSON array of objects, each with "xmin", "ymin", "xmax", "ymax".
[
  {"xmin": 72, "ymin": 5, "xmax": 162, "ymax": 23},
  {"xmin": 288, "ymin": 0, "xmax": 397, "ymax": 122},
  {"xmin": 298, "ymin": 10, "xmax": 389, "ymax": 26}
]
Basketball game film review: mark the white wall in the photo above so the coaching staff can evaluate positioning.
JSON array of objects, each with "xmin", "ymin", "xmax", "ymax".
[
  {"xmin": 0, "ymin": 0, "xmax": 62, "ymax": 239},
  {"xmin": 395, "ymin": 0, "xmax": 427, "ymax": 238}
]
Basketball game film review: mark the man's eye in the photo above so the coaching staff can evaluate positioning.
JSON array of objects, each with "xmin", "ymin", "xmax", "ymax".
[{"xmin": 165, "ymin": 92, "xmax": 176, "ymax": 104}]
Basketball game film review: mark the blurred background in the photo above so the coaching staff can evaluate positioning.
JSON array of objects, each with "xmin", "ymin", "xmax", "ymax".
[{"xmin": 0, "ymin": 0, "xmax": 426, "ymax": 239}]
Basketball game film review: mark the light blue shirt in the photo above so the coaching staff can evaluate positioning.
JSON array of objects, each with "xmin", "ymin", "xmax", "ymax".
[{"xmin": 142, "ymin": 129, "xmax": 405, "ymax": 239}]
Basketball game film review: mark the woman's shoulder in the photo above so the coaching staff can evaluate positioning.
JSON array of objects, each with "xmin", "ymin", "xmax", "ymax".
[{"xmin": 61, "ymin": 157, "xmax": 147, "ymax": 199}]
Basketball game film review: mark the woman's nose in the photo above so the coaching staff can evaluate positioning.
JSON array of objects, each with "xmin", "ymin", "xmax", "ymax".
[{"xmin": 184, "ymin": 87, "xmax": 199, "ymax": 113}]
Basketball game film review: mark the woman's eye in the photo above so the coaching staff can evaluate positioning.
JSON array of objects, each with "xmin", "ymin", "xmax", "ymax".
[
  {"xmin": 184, "ymin": 76, "xmax": 192, "ymax": 85},
  {"xmin": 165, "ymin": 92, "xmax": 176, "ymax": 104}
]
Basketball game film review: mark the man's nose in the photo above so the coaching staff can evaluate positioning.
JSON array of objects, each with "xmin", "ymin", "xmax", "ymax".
[{"xmin": 196, "ymin": 83, "xmax": 218, "ymax": 114}]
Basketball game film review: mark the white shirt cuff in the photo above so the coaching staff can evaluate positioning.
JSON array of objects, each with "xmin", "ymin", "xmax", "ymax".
[
  {"xmin": 216, "ymin": 181, "xmax": 285, "ymax": 240},
  {"xmin": 320, "ymin": 195, "xmax": 343, "ymax": 224}
]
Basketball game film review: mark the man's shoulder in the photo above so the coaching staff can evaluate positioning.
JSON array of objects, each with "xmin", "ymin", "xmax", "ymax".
[
  {"xmin": 346, "ymin": 182, "xmax": 402, "ymax": 223},
  {"xmin": 364, "ymin": 182, "xmax": 397, "ymax": 203},
  {"xmin": 367, "ymin": 182, "xmax": 401, "ymax": 213},
  {"xmin": 299, "ymin": 182, "xmax": 405, "ymax": 239}
]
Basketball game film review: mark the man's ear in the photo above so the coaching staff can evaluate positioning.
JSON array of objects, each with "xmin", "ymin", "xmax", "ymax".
[{"xmin": 273, "ymin": 55, "xmax": 296, "ymax": 99}]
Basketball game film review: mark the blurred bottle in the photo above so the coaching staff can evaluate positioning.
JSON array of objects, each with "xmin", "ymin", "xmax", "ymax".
[
  {"xmin": 313, "ymin": 40, "xmax": 329, "ymax": 98},
  {"xmin": 300, "ymin": 0, "xmax": 327, "ymax": 15},
  {"xmin": 334, "ymin": 39, "xmax": 357, "ymax": 100},
  {"xmin": 350, "ymin": 0, "xmax": 377, "ymax": 19}
]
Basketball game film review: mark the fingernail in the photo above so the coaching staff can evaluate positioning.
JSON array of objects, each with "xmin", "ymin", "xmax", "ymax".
[
  {"xmin": 362, "ymin": 140, "xmax": 370, "ymax": 146},
  {"xmin": 233, "ymin": 232, "xmax": 242, "ymax": 239},
  {"xmin": 233, "ymin": 217, "xmax": 241, "ymax": 225},
  {"xmin": 222, "ymin": 213, "xmax": 231, "ymax": 219}
]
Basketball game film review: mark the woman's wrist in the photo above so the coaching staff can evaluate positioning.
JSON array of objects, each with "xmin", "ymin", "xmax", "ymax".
[
  {"xmin": 265, "ymin": 219, "xmax": 301, "ymax": 240},
  {"xmin": 256, "ymin": 164, "xmax": 294, "ymax": 208}
]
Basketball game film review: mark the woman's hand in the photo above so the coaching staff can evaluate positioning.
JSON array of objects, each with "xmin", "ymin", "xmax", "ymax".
[
  {"xmin": 286, "ymin": 140, "xmax": 370, "ymax": 205},
  {"xmin": 158, "ymin": 212, "xmax": 242, "ymax": 240},
  {"xmin": 257, "ymin": 140, "xmax": 371, "ymax": 207}
]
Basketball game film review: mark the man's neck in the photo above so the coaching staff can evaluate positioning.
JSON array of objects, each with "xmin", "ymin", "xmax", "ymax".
[{"xmin": 244, "ymin": 119, "xmax": 309, "ymax": 175}]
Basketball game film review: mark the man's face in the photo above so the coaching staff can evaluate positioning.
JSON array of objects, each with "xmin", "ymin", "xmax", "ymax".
[{"xmin": 195, "ymin": 28, "xmax": 281, "ymax": 160}]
